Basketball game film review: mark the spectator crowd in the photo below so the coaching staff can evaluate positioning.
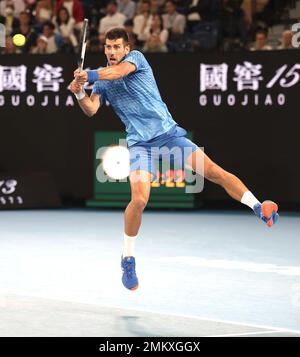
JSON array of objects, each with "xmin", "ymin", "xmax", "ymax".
[{"xmin": 0, "ymin": 0, "xmax": 298, "ymax": 54}]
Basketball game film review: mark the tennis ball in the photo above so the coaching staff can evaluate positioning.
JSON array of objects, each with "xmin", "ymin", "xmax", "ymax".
[{"xmin": 13, "ymin": 34, "xmax": 26, "ymax": 47}]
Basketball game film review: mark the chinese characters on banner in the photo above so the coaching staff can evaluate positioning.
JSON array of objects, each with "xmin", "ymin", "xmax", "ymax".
[
  {"xmin": 0, "ymin": 61, "xmax": 299, "ymax": 107},
  {"xmin": 0, "ymin": 64, "xmax": 95, "ymax": 107},
  {"xmin": 32, "ymin": 64, "xmax": 64, "ymax": 92},
  {"xmin": 199, "ymin": 61, "xmax": 300, "ymax": 106},
  {"xmin": 0, "ymin": 65, "xmax": 27, "ymax": 92},
  {"xmin": 0, "ymin": 64, "xmax": 64, "ymax": 92}
]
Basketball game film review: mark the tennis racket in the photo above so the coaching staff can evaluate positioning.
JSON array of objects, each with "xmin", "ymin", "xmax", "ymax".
[{"xmin": 78, "ymin": 18, "xmax": 89, "ymax": 72}]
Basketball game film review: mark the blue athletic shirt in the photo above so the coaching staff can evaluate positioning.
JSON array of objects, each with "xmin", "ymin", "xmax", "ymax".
[{"xmin": 91, "ymin": 50, "xmax": 177, "ymax": 147}]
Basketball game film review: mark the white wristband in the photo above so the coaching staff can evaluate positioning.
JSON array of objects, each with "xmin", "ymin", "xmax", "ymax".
[{"xmin": 74, "ymin": 91, "xmax": 86, "ymax": 101}]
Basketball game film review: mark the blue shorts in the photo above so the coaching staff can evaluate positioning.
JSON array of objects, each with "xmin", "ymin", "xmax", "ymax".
[{"xmin": 129, "ymin": 125, "xmax": 199, "ymax": 179}]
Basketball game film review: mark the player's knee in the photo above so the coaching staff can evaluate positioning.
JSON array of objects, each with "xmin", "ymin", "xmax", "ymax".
[{"xmin": 131, "ymin": 195, "xmax": 148, "ymax": 211}]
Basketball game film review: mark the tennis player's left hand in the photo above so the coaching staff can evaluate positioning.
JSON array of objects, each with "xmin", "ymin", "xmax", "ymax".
[
  {"xmin": 68, "ymin": 80, "xmax": 84, "ymax": 93},
  {"xmin": 74, "ymin": 69, "xmax": 88, "ymax": 85}
]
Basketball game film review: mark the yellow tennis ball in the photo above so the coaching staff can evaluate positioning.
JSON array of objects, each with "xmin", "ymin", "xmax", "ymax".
[{"xmin": 13, "ymin": 34, "xmax": 26, "ymax": 47}]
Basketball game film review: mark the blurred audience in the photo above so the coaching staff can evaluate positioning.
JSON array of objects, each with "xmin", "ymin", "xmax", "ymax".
[
  {"xmin": 0, "ymin": 0, "xmax": 299, "ymax": 54},
  {"xmin": 250, "ymin": 29, "xmax": 272, "ymax": 50},
  {"xmin": 55, "ymin": 0, "xmax": 84, "ymax": 28},
  {"xmin": 162, "ymin": 0, "xmax": 186, "ymax": 34},
  {"xmin": 187, "ymin": 0, "xmax": 221, "ymax": 23},
  {"xmin": 53, "ymin": 6, "xmax": 78, "ymax": 50},
  {"xmin": 11, "ymin": 10, "xmax": 37, "ymax": 53},
  {"xmin": 2, "ymin": 35, "xmax": 21, "ymax": 53},
  {"xmin": 242, "ymin": 0, "xmax": 270, "ymax": 29},
  {"xmin": 0, "ymin": 3, "xmax": 19, "ymax": 35},
  {"xmin": 141, "ymin": 13, "xmax": 168, "ymax": 52},
  {"xmin": 31, "ymin": 34, "xmax": 48, "ymax": 53},
  {"xmin": 117, "ymin": 0, "xmax": 136, "ymax": 20},
  {"xmin": 277, "ymin": 30, "xmax": 294, "ymax": 49},
  {"xmin": 98, "ymin": 0, "xmax": 126, "ymax": 44},
  {"xmin": 87, "ymin": 36, "xmax": 103, "ymax": 53},
  {"xmin": 41, "ymin": 20, "xmax": 65, "ymax": 53},
  {"xmin": 133, "ymin": 0, "xmax": 152, "ymax": 42},
  {"xmin": 124, "ymin": 18, "xmax": 139, "ymax": 49},
  {"xmin": 0, "ymin": 0, "xmax": 26, "ymax": 18},
  {"xmin": 36, "ymin": 0, "xmax": 54, "ymax": 23}
]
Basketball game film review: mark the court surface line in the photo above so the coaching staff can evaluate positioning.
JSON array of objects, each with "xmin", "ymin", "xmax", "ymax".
[
  {"xmin": 95, "ymin": 302, "xmax": 300, "ymax": 335},
  {"xmin": 1, "ymin": 289, "xmax": 300, "ymax": 335}
]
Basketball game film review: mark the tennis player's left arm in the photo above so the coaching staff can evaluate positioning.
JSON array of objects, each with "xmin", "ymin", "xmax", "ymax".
[
  {"xmin": 74, "ymin": 62, "xmax": 136, "ymax": 83},
  {"xmin": 97, "ymin": 62, "xmax": 136, "ymax": 80}
]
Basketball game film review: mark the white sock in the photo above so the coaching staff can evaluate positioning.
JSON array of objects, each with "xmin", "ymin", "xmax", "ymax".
[
  {"xmin": 123, "ymin": 233, "xmax": 137, "ymax": 257},
  {"xmin": 241, "ymin": 191, "xmax": 261, "ymax": 210}
]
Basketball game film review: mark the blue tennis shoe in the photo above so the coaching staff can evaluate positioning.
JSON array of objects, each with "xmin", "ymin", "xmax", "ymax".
[
  {"xmin": 121, "ymin": 256, "xmax": 139, "ymax": 290},
  {"xmin": 253, "ymin": 200, "xmax": 279, "ymax": 227}
]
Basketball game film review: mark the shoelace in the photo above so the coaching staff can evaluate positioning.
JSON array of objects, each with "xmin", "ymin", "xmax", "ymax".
[
  {"xmin": 123, "ymin": 259, "xmax": 135, "ymax": 279},
  {"xmin": 254, "ymin": 204, "xmax": 271, "ymax": 223},
  {"xmin": 262, "ymin": 211, "xmax": 278, "ymax": 224},
  {"xmin": 254, "ymin": 203, "xmax": 278, "ymax": 225}
]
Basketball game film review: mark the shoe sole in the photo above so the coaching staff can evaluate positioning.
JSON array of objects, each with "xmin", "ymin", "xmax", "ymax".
[
  {"xmin": 261, "ymin": 201, "xmax": 278, "ymax": 227},
  {"xmin": 129, "ymin": 284, "xmax": 139, "ymax": 291}
]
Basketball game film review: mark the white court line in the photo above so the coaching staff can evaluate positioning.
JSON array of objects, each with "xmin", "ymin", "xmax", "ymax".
[
  {"xmin": 205, "ymin": 330, "xmax": 280, "ymax": 337},
  {"xmin": 1, "ymin": 289, "xmax": 300, "ymax": 336},
  {"xmin": 144, "ymin": 256, "xmax": 300, "ymax": 276},
  {"xmin": 95, "ymin": 303, "xmax": 300, "ymax": 336}
]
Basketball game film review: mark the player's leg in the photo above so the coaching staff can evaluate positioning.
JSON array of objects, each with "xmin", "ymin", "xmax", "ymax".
[
  {"xmin": 124, "ymin": 169, "xmax": 152, "ymax": 240},
  {"xmin": 186, "ymin": 148, "xmax": 279, "ymax": 227},
  {"xmin": 121, "ymin": 170, "xmax": 152, "ymax": 291},
  {"xmin": 187, "ymin": 148, "xmax": 249, "ymax": 201}
]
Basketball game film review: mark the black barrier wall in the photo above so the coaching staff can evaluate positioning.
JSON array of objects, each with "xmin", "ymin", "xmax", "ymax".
[{"xmin": 0, "ymin": 51, "xmax": 299, "ymax": 206}]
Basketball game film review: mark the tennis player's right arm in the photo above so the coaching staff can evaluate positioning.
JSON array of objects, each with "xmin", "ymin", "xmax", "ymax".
[{"xmin": 69, "ymin": 80, "xmax": 100, "ymax": 117}]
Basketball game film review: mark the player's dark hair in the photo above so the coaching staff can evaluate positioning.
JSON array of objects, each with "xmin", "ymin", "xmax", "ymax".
[{"xmin": 105, "ymin": 27, "xmax": 129, "ymax": 45}]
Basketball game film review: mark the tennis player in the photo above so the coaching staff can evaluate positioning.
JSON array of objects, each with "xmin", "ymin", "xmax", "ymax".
[{"xmin": 69, "ymin": 27, "xmax": 279, "ymax": 291}]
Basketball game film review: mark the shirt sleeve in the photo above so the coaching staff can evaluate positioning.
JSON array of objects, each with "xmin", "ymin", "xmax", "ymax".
[{"xmin": 122, "ymin": 51, "xmax": 147, "ymax": 72}]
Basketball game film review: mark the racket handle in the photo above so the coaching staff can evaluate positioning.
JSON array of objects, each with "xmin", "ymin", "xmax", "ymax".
[{"xmin": 77, "ymin": 59, "xmax": 83, "ymax": 72}]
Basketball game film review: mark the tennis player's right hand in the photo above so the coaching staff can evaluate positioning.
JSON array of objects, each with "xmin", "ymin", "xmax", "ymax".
[
  {"xmin": 68, "ymin": 80, "xmax": 83, "ymax": 94},
  {"xmin": 74, "ymin": 69, "xmax": 88, "ymax": 85}
]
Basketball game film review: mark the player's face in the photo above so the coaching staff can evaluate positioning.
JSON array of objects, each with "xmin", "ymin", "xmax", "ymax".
[{"xmin": 105, "ymin": 38, "xmax": 130, "ymax": 66}]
